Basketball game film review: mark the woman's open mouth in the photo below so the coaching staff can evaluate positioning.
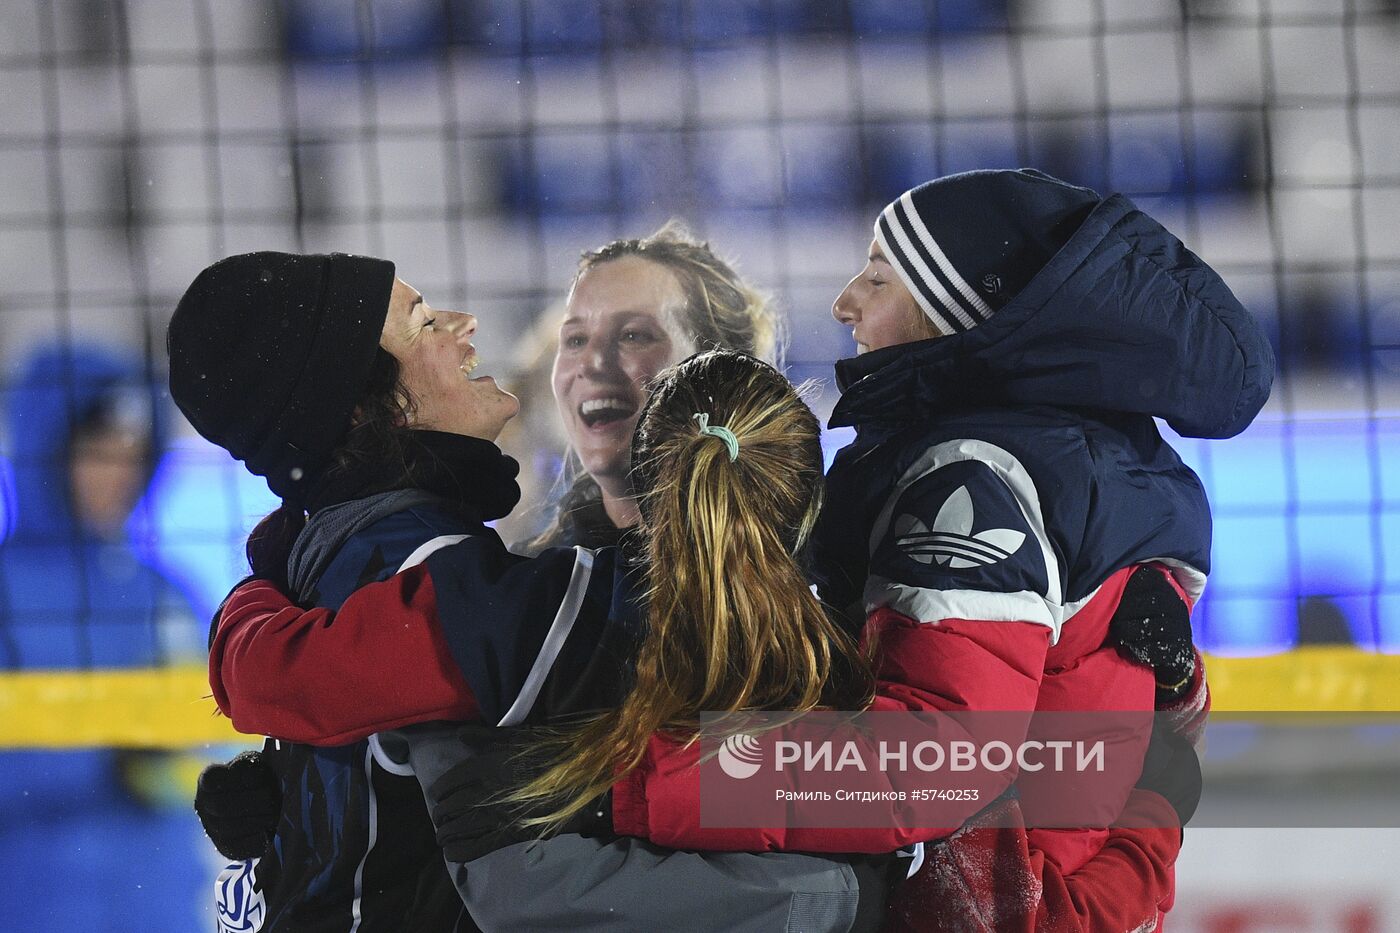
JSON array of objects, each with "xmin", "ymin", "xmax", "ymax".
[{"xmin": 578, "ymin": 397, "xmax": 637, "ymax": 429}]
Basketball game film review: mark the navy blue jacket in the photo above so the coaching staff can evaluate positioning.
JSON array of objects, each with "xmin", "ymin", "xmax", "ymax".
[
  {"xmin": 815, "ymin": 192, "xmax": 1274, "ymax": 637},
  {"xmin": 219, "ymin": 498, "xmax": 482, "ymax": 933},
  {"xmin": 212, "ymin": 475, "xmax": 645, "ymax": 933},
  {"xmin": 788, "ymin": 191, "xmax": 1275, "ymax": 881}
]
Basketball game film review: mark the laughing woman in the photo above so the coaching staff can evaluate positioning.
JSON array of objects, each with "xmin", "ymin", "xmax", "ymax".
[
  {"xmin": 525, "ymin": 221, "xmax": 776, "ymax": 552},
  {"xmin": 170, "ymin": 252, "xmax": 521, "ymax": 931}
]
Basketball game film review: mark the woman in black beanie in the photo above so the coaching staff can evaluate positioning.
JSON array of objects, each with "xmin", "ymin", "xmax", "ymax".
[
  {"xmin": 168, "ymin": 251, "xmax": 521, "ymax": 575},
  {"xmin": 178, "ymin": 254, "xmax": 862, "ymax": 933},
  {"xmin": 171, "ymin": 251, "xmax": 522, "ymax": 932}
]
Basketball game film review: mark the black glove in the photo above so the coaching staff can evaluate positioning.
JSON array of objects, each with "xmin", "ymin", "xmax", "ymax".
[
  {"xmin": 1134, "ymin": 724, "xmax": 1203, "ymax": 827},
  {"xmin": 428, "ymin": 723, "xmax": 612, "ymax": 865},
  {"xmin": 194, "ymin": 750, "xmax": 282, "ymax": 861},
  {"xmin": 1109, "ymin": 567, "xmax": 1196, "ymax": 703}
]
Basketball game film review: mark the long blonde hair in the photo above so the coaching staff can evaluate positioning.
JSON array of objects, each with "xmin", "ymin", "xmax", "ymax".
[{"xmin": 511, "ymin": 350, "xmax": 873, "ymax": 828}]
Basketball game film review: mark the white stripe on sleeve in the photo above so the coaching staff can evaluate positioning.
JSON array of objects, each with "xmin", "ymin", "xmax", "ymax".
[
  {"xmin": 397, "ymin": 534, "xmax": 473, "ymax": 572},
  {"xmin": 497, "ymin": 546, "xmax": 596, "ymax": 727}
]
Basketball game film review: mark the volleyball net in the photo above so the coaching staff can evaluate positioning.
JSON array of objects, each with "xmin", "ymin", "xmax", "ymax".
[{"xmin": 0, "ymin": 0, "xmax": 1397, "ymax": 748}]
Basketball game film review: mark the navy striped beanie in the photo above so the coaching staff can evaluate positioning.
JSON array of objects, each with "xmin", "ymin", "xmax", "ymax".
[{"xmin": 875, "ymin": 168, "xmax": 1101, "ymax": 336}]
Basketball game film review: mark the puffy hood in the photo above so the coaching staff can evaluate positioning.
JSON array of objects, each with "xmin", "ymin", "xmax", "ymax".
[
  {"xmin": 4, "ymin": 344, "xmax": 164, "ymax": 543},
  {"xmin": 831, "ymin": 194, "xmax": 1275, "ymax": 439}
]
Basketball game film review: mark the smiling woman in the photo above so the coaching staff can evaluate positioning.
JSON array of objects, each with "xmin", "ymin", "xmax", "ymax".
[
  {"xmin": 831, "ymin": 240, "xmax": 945, "ymax": 354},
  {"xmin": 167, "ymin": 251, "xmax": 524, "ymax": 930},
  {"xmin": 378, "ymin": 277, "xmax": 520, "ymax": 442},
  {"xmin": 527, "ymin": 221, "xmax": 777, "ymax": 551}
]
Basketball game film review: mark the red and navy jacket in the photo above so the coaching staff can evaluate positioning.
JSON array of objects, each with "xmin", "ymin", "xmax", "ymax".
[
  {"xmin": 213, "ymin": 500, "xmax": 483, "ymax": 933},
  {"xmin": 605, "ymin": 192, "xmax": 1269, "ymax": 866},
  {"xmin": 212, "ymin": 535, "xmax": 645, "ymax": 746},
  {"xmin": 214, "ymin": 535, "xmax": 1206, "ymax": 933},
  {"xmin": 210, "ymin": 471, "xmax": 649, "ymax": 933}
]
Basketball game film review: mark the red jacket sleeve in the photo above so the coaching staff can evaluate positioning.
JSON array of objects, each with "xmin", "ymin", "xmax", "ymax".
[
  {"xmin": 1035, "ymin": 790, "xmax": 1180, "ymax": 930},
  {"xmin": 883, "ymin": 790, "xmax": 1180, "ymax": 933},
  {"xmin": 612, "ymin": 611, "xmax": 1052, "ymax": 852},
  {"xmin": 209, "ymin": 575, "xmax": 479, "ymax": 744}
]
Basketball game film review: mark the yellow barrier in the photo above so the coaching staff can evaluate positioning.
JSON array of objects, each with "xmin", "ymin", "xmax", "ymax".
[
  {"xmin": 1204, "ymin": 647, "xmax": 1400, "ymax": 713},
  {"xmin": 0, "ymin": 649, "xmax": 1397, "ymax": 748},
  {"xmin": 0, "ymin": 666, "xmax": 242, "ymax": 748}
]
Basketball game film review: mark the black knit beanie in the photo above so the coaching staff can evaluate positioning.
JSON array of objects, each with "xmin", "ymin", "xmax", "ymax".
[
  {"xmin": 875, "ymin": 168, "xmax": 1102, "ymax": 335},
  {"xmin": 167, "ymin": 251, "xmax": 396, "ymax": 502}
]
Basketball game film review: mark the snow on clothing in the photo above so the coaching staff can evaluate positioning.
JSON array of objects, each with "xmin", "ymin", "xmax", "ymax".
[
  {"xmin": 207, "ymin": 192, "xmax": 1269, "ymax": 928},
  {"xmin": 882, "ymin": 791, "xmax": 1181, "ymax": 933},
  {"xmin": 508, "ymin": 455, "xmax": 1201, "ymax": 932},
  {"xmin": 0, "ymin": 344, "xmax": 206, "ymax": 933},
  {"xmin": 213, "ymin": 487, "xmax": 1192, "ymax": 925},
  {"xmin": 216, "ymin": 550, "xmax": 1189, "ymax": 931},
  {"xmin": 594, "ymin": 190, "xmax": 1265, "ymax": 852},
  {"xmin": 577, "ymin": 190, "xmax": 1266, "ymax": 928}
]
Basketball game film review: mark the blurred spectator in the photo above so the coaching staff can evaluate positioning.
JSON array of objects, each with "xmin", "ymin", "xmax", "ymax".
[
  {"xmin": 1296, "ymin": 596, "xmax": 1357, "ymax": 646},
  {"xmin": 0, "ymin": 343, "xmax": 208, "ymax": 932}
]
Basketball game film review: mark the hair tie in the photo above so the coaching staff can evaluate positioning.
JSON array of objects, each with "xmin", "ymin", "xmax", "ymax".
[{"xmin": 692, "ymin": 412, "xmax": 740, "ymax": 462}]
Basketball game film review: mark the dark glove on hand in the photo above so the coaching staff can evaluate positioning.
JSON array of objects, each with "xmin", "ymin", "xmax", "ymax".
[
  {"xmin": 1135, "ymin": 724, "xmax": 1203, "ymax": 827},
  {"xmin": 194, "ymin": 750, "xmax": 282, "ymax": 861},
  {"xmin": 1109, "ymin": 566, "xmax": 1196, "ymax": 703},
  {"xmin": 428, "ymin": 723, "xmax": 612, "ymax": 865}
]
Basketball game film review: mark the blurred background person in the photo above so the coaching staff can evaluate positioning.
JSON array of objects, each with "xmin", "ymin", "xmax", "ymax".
[
  {"xmin": 521, "ymin": 220, "xmax": 779, "ymax": 552},
  {"xmin": 0, "ymin": 343, "xmax": 207, "ymax": 932}
]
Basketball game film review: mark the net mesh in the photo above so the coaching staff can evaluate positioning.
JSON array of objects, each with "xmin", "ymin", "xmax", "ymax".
[{"xmin": 0, "ymin": 0, "xmax": 1397, "ymax": 680}]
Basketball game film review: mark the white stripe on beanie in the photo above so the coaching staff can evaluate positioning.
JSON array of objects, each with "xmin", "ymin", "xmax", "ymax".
[
  {"xmin": 890, "ymin": 197, "xmax": 988, "ymax": 327},
  {"xmin": 898, "ymin": 190, "xmax": 995, "ymax": 320},
  {"xmin": 875, "ymin": 209, "xmax": 973, "ymax": 334}
]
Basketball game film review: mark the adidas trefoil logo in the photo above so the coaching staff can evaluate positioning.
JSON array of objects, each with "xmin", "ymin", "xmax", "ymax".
[{"xmin": 895, "ymin": 485, "xmax": 1025, "ymax": 569}]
